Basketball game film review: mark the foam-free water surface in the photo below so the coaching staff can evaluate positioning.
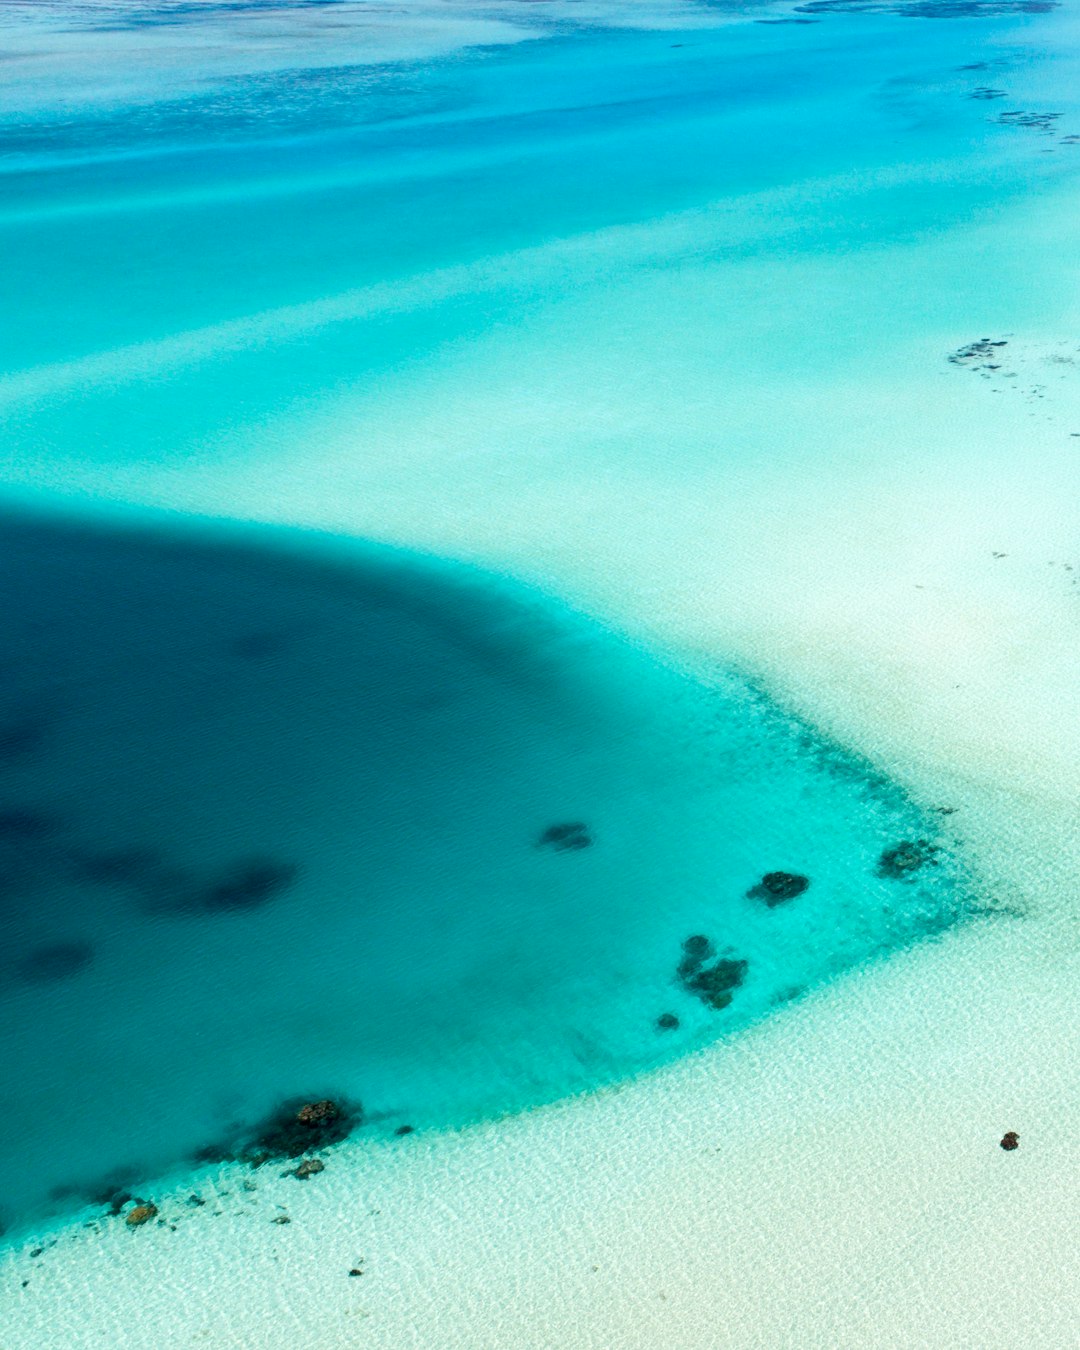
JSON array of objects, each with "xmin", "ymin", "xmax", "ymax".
[{"xmin": 0, "ymin": 510, "xmax": 968, "ymax": 1231}]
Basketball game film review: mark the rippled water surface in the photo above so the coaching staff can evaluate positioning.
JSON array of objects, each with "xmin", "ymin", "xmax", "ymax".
[{"xmin": 2, "ymin": 0, "xmax": 1075, "ymax": 1236}]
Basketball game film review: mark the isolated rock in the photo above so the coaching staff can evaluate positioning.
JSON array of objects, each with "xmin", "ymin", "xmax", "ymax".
[
  {"xmin": 536, "ymin": 823, "xmax": 591, "ymax": 852},
  {"xmin": 124, "ymin": 1204, "xmax": 158, "ymax": 1227},
  {"xmin": 204, "ymin": 859, "xmax": 298, "ymax": 912},
  {"xmin": 1000, "ymin": 1131, "xmax": 1020, "ymax": 1151},
  {"xmin": 290, "ymin": 1158, "xmax": 325, "ymax": 1180},
  {"xmin": 749, "ymin": 871, "xmax": 810, "ymax": 905},
  {"xmin": 297, "ymin": 1100, "xmax": 341, "ymax": 1128},
  {"xmin": 877, "ymin": 839, "xmax": 939, "ymax": 880},
  {"xmin": 656, "ymin": 1012, "xmax": 680, "ymax": 1031}
]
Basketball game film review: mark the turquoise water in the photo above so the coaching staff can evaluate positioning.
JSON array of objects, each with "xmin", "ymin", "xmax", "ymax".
[
  {"xmin": 2, "ymin": 0, "xmax": 1073, "ymax": 1236},
  {"xmin": 0, "ymin": 507, "xmax": 966, "ymax": 1230}
]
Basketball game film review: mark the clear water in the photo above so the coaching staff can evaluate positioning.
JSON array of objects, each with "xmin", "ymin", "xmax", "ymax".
[
  {"xmin": 0, "ymin": 507, "xmax": 965, "ymax": 1230},
  {"xmin": 2, "ymin": 0, "xmax": 1071, "ymax": 1236}
]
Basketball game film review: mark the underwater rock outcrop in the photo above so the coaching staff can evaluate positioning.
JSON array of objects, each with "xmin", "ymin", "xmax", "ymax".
[
  {"xmin": 16, "ymin": 941, "xmax": 93, "ymax": 983},
  {"xmin": 124, "ymin": 1203, "xmax": 157, "ymax": 1227},
  {"xmin": 748, "ymin": 871, "xmax": 810, "ymax": 905},
  {"xmin": 536, "ymin": 822, "xmax": 591, "ymax": 852},
  {"xmin": 199, "ymin": 1097, "xmax": 358, "ymax": 1167},
  {"xmin": 204, "ymin": 859, "xmax": 298, "ymax": 913},
  {"xmin": 1000, "ymin": 1131, "xmax": 1020, "ymax": 1151},
  {"xmin": 684, "ymin": 957, "xmax": 749, "ymax": 1011},
  {"xmin": 877, "ymin": 839, "xmax": 940, "ymax": 880},
  {"xmin": 675, "ymin": 936, "xmax": 748, "ymax": 1011},
  {"xmin": 288, "ymin": 1158, "xmax": 325, "ymax": 1180}
]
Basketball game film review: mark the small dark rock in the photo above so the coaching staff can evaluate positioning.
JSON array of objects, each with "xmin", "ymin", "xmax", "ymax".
[
  {"xmin": 125, "ymin": 1204, "xmax": 158, "ymax": 1227},
  {"xmin": 348, "ymin": 1268, "xmax": 363, "ymax": 1277},
  {"xmin": 536, "ymin": 823, "xmax": 591, "ymax": 852},
  {"xmin": 1000, "ymin": 1131, "xmax": 1020, "ymax": 1151},
  {"xmin": 187, "ymin": 1194, "xmax": 205, "ymax": 1207},
  {"xmin": 297, "ymin": 1099, "xmax": 341, "ymax": 1128},
  {"xmin": 877, "ymin": 839, "xmax": 940, "ymax": 880},
  {"xmin": 394, "ymin": 1125, "xmax": 414, "ymax": 1136},
  {"xmin": 29, "ymin": 1248, "xmax": 43, "ymax": 1259},
  {"xmin": 748, "ymin": 871, "xmax": 810, "ymax": 905},
  {"xmin": 271, "ymin": 1215, "xmax": 292, "ymax": 1224},
  {"xmin": 656, "ymin": 1012, "xmax": 680, "ymax": 1031},
  {"xmin": 289, "ymin": 1158, "xmax": 325, "ymax": 1180}
]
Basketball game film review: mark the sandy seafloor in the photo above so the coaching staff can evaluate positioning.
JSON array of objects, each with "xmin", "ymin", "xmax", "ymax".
[{"xmin": 2, "ymin": 0, "xmax": 1080, "ymax": 1346}]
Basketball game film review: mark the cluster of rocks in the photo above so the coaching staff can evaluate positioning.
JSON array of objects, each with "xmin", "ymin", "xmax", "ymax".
[
  {"xmin": 675, "ymin": 935, "xmax": 748, "ymax": 1012},
  {"xmin": 996, "ymin": 109, "xmax": 1062, "ymax": 132},
  {"xmin": 948, "ymin": 337, "xmax": 1008, "ymax": 369}
]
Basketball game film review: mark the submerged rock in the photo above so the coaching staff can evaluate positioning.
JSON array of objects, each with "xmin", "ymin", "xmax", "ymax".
[
  {"xmin": 656, "ymin": 1012, "xmax": 680, "ymax": 1031},
  {"xmin": 676, "ymin": 934, "xmax": 714, "ymax": 980},
  {"xmin": 297, "ymin": 1100, "xmax": 341, "ymax": 1128},
  {"xmin": 673, "ymin": 935, "xmax": 748, "ymax": 1010},
  {"xmin": 124, "ymin": 1203, "xmax": 158, "ymax": 1227},
  {"xmin": 1000, "ymin": 1131, "xmax": 1020, "ymax": 1151},
  {"xmin": 196, "ymin": 1095, "xmax": 360, "ymax": 1166},
  {"xmin": 536, "ymin": 822, "xmax": 591, "ymax": 852},
  {"xmin": 289, "ymin": 1158, "xmax": 325, "ymax": 1180},
  {"xmin": 204, "ymin": 859, "xmax": 298, "ymax": 912},
  {"xmin": 16, "ymin": 940, "xmax": 93, "ymax": 983},
  {"xmin": 748, "ymin": 871, "xmax": 810, "ymax": 906},
  {"xmin": 877, "ymin": 839, "xmax": 940, "ymax": 880},
  {"xmin": 684, "ymin": 957, "xmax": 749, "ymax": 1011}
]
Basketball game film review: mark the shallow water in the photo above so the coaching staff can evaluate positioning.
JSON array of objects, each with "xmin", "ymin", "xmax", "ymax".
[
  {"xmin": 0, "ymin": 508, "xmax": 969, "ymax": 1230},
  {"xmin": 1, "ymin": 0, "xmax": 1077, "ymax": 1251}
]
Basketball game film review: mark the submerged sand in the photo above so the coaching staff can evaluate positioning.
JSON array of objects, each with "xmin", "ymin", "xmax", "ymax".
[{"xmin": 2, "ymin": 0, "xmax": 1080, "ymax": 1345}]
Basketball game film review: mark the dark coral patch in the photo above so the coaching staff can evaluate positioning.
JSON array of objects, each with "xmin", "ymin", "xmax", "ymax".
[
  {"xmin": 676, "ymin": 933, "xmax": 714, "ymax": 980},
  {"xmin": 656, "ymin": 1012, "xmax": 680, "ymax": 1031},
  {"xmin": 204, "ymin": 859, "xmax": 299, "ymax": 913},
  {"xmin": 194, "ymin": 1096, "xmax": 360, "ymax": 1167},
  {"xmin": 1000, "ymin": 1130, "xmax": 1020, "ymax": 1151},
  {"xmin": 684, "ymin": 957, "xmax": 748, "ymax": 1011},
  {"xmin": 877, "ymin": 839, "xmax": 940, "ymax": 880},
  {"xmin": 536, "ymin": 822, "xmax": 591, "ymax": 852},
  {"xmin": 748, "ymin": 871, "xmax": 810, "ymax": 906},
  {"xmin": 17, "ymin": 940, "xmax": 93, "ymax": 983}
]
